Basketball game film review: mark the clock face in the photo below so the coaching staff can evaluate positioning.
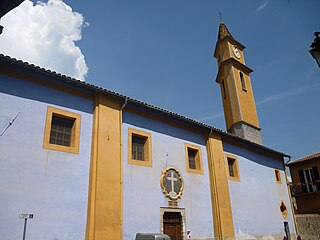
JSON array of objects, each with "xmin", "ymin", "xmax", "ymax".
[{"xmin": 232, "ymin": 45, "xmax": 241, "ymax": 59}]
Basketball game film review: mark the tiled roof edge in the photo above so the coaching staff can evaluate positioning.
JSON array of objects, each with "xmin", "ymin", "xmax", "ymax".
[
  {"xmin": 287, "ymin": 152, "xmax": 320, "ymax": 165},
  {"xmin": 0, "ymin": 53, "xmax": 290, "ymax": 158}
]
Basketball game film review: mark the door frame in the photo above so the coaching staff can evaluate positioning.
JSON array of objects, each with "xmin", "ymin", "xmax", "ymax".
[{"xmin": 160, "ymin": 208, "xmax": 186, "ymax": 240}]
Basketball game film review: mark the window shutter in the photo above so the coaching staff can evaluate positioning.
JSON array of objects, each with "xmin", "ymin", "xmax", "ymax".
[
  {"xmin": 312, "ymin": 167, "xmax": 320, "ymax": 191},
  {"xmin": 298, "ymin": 169, "xmax": 307, "ymax": 193}
]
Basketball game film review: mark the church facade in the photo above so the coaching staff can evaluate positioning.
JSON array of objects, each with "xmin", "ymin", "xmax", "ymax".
[{"xmin": 0, "ymin": 24, "xmax": 296, "ymax": 240}]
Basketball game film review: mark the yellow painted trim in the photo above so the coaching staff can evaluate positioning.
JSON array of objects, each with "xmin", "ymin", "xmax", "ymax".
[
  {"xmin": 43, "ymin": 106, "xmax": 81, "ymax": 154},
  {"xmin": 128, "ymin": 128, "xmax": 152, "ymax": 167},
  {"xmin": 85, "ymin": 94, "xmax": 122, "ymax": 240},
  {"xmin": 275, "ymin": 169, "xmax": 282, "ymax": 184},
  {"xmin": 206, "ymin": 132, "xmax": 234, "ymax": 239},
  {"xmin": 225, "ymin": 154, "xmax": 240, "ymax": 182},
  {"xmin": 184, "ymin": 143, "xmax": 204, "ymax": 175}
]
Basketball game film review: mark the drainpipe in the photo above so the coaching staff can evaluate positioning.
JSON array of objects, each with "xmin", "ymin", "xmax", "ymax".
[{"xmin": 120, "ymin": 98, "xmax": 128, "ymax": 111}]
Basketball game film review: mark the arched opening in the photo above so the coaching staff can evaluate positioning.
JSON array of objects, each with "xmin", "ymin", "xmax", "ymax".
[
  {"xmin": 221, "ymin": 80, "xmax": 226, "ymax": 99},
  {"xmin": 240, "ymin": 72, "xmax": 247, "ymax": 91}
]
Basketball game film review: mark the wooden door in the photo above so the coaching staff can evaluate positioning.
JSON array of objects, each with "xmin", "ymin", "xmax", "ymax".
[{"xmin": 163, "ymin": 212, "xmax": 182, "ymax": 240}]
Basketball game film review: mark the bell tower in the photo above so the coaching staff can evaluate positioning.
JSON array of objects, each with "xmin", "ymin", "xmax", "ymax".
[{"xmin": 214, "ymin": 23, "xmax": 262, "ymax": 144}]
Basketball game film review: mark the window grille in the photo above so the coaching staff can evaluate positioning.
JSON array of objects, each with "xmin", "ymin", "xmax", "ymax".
[
  {"xmin": 132, "ymin": 135, "xmax": 146, "ymax": 161},
  {"xmin": 49, "ymin": 115, "xmax": 74, "ymax": 147}
]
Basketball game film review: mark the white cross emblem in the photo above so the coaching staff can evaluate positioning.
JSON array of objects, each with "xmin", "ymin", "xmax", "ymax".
[{"xmin": 167, "ymin": 170, "xmax": 178, "ymax": 197}]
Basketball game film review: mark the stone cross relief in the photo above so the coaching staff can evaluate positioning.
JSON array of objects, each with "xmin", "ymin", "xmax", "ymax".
[{"xmin": 167, "ymin": 170, "xmax": 178, "ymax": 197}]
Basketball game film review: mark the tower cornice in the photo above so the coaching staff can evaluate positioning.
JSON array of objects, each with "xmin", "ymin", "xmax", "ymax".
[
  {"xmin": 215, "ymin": 58, "xmax": 253, "ymax": 83},
  {"xmin": 214, "ymin": 23, "xmax": 246, "ymax": 58},
  {"xmin": 214, "ymin": 36, "xmax": 246, "ymax": 58},
  {"xmin": 228, "ymin": 120, "xmax": 261, "ymax": 132}
]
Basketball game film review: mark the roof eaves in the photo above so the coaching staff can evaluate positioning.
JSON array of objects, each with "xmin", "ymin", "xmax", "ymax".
[
  {"xmin": 0, "ymin": 54, "xmax": 290, "ymax": 159},
  {"xmin": 286, "ymin": 152, "xmax": 320, "ymax": 165}
]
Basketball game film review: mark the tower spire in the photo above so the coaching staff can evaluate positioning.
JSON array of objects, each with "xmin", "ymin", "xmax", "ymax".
[{"xmin": 217, "ymin": 22, "xmax": 234, "ymax": 41}]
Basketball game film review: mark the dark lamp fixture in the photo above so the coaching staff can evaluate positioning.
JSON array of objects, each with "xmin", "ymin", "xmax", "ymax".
[{"xmin": 310, "ymin": 32, "xmax": 320, "ymax": 67}]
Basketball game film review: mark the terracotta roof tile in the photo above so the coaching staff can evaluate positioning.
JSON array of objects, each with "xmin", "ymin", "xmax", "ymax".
[
  {"xmin": 287, "ymin": 152, "xmax": 320, "ymax": 165},
  {"xmin": 218, "ymin": 23, "xmax": 233, "ymax": 41}
]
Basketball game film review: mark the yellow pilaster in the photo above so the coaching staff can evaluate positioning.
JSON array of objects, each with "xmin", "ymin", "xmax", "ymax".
[
  {"xmin": 206, "ymin": 132, "xmax": 234, "ymax": 239},
  {"xmin": 86, "ymin": 94, "xmax": 122, "ymax": 240}
]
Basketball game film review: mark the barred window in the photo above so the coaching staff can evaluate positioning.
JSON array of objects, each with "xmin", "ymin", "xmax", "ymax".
[
  {"xmin": 128, "ymin": 128, "xmax": 152, "ymax": 167},
  {"xmin": 185, "ymin": 144, "xmax": 203, "ymax": 174},
  {"xmin": 43, "ymin": 106, "xmax": 81, "ymax": 154},
  {"xmin": 49, "ymin": 115, "xmax": 74, "ymax": 147},
  {"xmin": 132, "ymin": 135, "xmax": 146, "ymax": 161}
]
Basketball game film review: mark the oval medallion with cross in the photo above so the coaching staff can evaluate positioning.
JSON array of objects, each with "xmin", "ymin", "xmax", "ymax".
[{"xmin": 160, "ymin": 166, "xmax": 184, "ymax": 200}]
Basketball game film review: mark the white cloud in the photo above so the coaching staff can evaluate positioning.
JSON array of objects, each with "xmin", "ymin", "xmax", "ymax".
[
  {"xmin": 257, "ymin": 82, "xmax": 320, "ymax": 106},
  {"xmin": 196, "ymin": 111, "xmax": 224, "ymax": 121},
  {"xmin": 255, "ymin": 0, "xmax": 269, "ymax": 12},
  {"xmin": 0, "ymin": 0, "xmax": 88, "ymax": 80},
  {"xmin": 197, "ymin": 82, "xmax": 320, "ymax": 121}
]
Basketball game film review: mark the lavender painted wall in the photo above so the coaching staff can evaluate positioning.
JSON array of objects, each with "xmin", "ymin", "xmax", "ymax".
[
  {"xmin": 0, "ymin": 73, "xmax": 297, "ymax": 240},
  {"xmin": 0, "ymin": 75, "xmax": 93, "ymax": 240},
  {"xmin": 223, "ymin": 142, "xmax": 296, "ymax": 237},
  {"xmin": 122, "ymin": 111, "xmax": 214, "ymax": 240}
]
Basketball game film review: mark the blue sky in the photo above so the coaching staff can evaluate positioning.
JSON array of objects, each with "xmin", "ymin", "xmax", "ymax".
[{"xmin": 4, "ymin": 0, "xmax": 320, "ymax": 160}]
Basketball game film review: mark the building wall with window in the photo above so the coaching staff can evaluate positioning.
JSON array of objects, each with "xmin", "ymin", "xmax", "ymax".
[
  {"xmin": 223, "ymin": 141, "xmax": 296, "ymax": 237},
  {"xmin": 0, "ymin": 75, "xmax": 94, "ymax": 240},
  {"xmin": 0, "ymin": 54, "xmax": 298, "ymax": 240},
  {"xmin": 288, "ymin": 154, "xmax": 320, "ymax": 214},
  {"xmin": 122, "ymin": 111, "xmax": 214, "ymax": 240}
]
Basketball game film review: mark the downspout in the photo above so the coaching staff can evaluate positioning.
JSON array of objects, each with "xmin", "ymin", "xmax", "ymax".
[{"xmin": 285, "ymin": 156, "xmax": 292, "ymax": 165}]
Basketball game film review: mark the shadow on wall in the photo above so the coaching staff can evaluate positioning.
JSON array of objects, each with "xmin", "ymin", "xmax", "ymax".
[
  {"xmin": 1, "ymin": 74, "xmax": 93, "ymax": 114},
  {"xmin": 123, "ymin": 110, "xmax": 206, "ymax": 146},
  {"xmin": 223, "ymin": 140, "xmax": 284, "ymax": 170}
]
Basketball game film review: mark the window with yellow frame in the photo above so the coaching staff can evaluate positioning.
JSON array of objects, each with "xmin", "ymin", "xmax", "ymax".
[
  {"xmin": 226, "ymin": 154, "xmax": 240, "ymax": 181},
  {"xmin": 275, "ymin": 169, "xmax": 282, "ymax": 184},
  {"xmin": 43, "ymin": 106, "xmax": 81, "ymax": 154},
  {"xmin": 185, "ymin": 143, "xmax": 203, "ymax": 174},
  {"xmin": 128, "ymin": 128, "xmax": 152, "ymax": 167}
]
